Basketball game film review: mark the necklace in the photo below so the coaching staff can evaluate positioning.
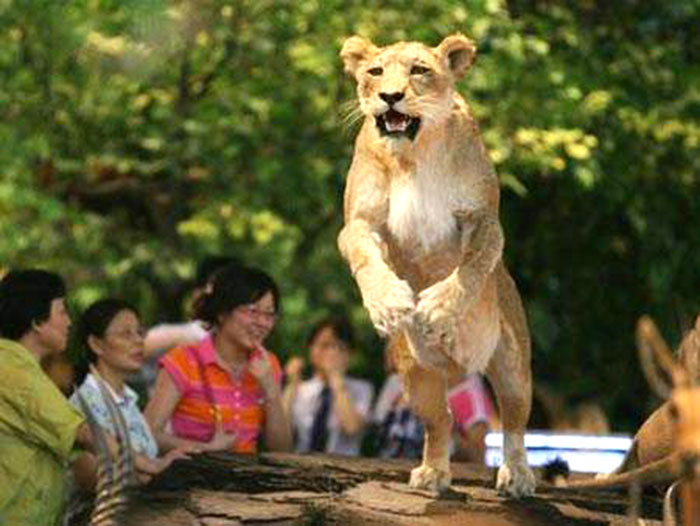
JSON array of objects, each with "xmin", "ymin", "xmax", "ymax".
[{"xmin": 228, "ymin": 360, "xmax": 247, "ymax": 380}]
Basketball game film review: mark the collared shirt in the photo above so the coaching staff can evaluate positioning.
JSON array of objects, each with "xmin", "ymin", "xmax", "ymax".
[
  {"xmin": 0, "ymin": 338, "xmax": 84, "ymax": 526},
  {"xmin": 69, "ymin": 373, "xmax": 159, "ymax": 459},
  {"xmin": 292, "ymin": 375, "xmax": 374, "ymax": 456},
  {"xmin": 159, "ymin": 335, "xmax": 282, "ymax": 453},
  {"xmin": 371, "ymin": 373, "xmax": 424, "ymax": 459},
  {"xmin": 372, "ymin": 373, "xmax": 494, "ymax": 459}
]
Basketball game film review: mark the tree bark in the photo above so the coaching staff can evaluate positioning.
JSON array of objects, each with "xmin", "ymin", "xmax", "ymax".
[{"xmin": 77, "ymin": 452, "xmax": 666, "ymax": 526}]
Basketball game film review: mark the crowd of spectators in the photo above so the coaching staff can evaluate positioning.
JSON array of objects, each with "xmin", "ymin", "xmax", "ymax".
[{"xmin": 0, "ymin": 259, "xmax": 498, "ymax": 525}]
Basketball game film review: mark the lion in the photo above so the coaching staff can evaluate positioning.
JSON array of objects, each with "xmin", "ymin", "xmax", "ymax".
[{"xmin": 337, "ymin": 33, "xmax": 536, "ymax": 497}]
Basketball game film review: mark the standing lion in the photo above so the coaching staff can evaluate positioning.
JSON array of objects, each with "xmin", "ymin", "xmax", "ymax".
[{"xmin": 337, "ymin": 33, "xmax": 535, "ymax": 497}]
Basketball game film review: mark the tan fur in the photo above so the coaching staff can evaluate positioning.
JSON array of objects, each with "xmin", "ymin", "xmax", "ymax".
[
  {"xmin": 338, "ymin": 34, "xmax": 535, "ymax": 497},
  {"xmin": 568, "ymin": 315, "xmax": 700, "ymax": 492}
]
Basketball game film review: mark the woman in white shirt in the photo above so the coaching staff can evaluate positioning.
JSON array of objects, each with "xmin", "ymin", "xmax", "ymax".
[
  {"xmin": 70, "ymin": 299, "xmax": 187, "ymax": 490},
  {"xmin": 284, "ymin": 317, "xmax": 374, "ymax": 456}
]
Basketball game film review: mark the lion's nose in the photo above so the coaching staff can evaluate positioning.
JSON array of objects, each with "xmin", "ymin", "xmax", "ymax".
[{"xmin": 379, "ymin": 92, "xmax": 405, "ymax": 105}]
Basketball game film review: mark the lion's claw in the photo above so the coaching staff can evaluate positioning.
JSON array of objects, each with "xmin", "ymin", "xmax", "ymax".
[{"xmin": 359, "ymin": 271, "xmax": 416, "ymax": 336}]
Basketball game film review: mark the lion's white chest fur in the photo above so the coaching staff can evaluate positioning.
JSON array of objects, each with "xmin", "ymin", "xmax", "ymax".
[{"xmin": 387, "ymin": 162, "xmax": 458, "ymax": 252}]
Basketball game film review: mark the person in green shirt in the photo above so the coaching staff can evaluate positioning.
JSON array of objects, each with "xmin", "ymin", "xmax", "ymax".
[{"xmin": 0, "ymin": 269, "xmax": 165, "ymax": 526}]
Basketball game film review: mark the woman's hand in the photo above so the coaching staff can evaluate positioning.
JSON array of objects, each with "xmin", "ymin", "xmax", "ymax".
[
  {"xmin": 140, "ymin": 448, "xmax": 191, "ymax": 481},
  {"xmin": 284, "ymin": 355, "xmax": 305, "ymax": 385},
  {"xmin": 133, "ymin": 452, "xmax": 162, "ymax": 485},
  {"xmin": 174, "ymin": 442, "xmax": 205, "ymax": 455},
  {"xmin": 249, "ymin": 345, "xmax": 279, "ymax": 396},
  {"xmin": 161, "ymin": 447, "xmax": 192, "ymax": 464},
  {"xmin": 204, "ymin": 420, "xmax": 237, "ymax": 452},
  {"xmin": 320, "ymin": 343, "xmax": 349, "ymax": 387}
]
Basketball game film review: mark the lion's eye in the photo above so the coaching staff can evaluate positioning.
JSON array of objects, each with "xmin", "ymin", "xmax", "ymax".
[
  {"xmin": 411, "ymin": 65, "xmax": 430, "ymax": 75},
  {"xmin": 367, "ymin": 67, "xmax": 383, "ymax": 76}
]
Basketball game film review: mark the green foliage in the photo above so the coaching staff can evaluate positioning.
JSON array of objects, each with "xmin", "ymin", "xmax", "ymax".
[{"xmin": 1, "ymin": 0, "xmax": 698, "ymax": 429}]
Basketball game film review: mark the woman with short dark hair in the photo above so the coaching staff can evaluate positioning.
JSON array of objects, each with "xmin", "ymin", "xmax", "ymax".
[
  {"xmin": 0, "ymin": 270, "xmax": 80, "ymax": 525},
  {"xmin": 72, "ymin": 299, "xmax": 155, "ymax": 447},
  {"xmin": 0, "ymin": 270, "xmax": 163, "ymax": 525},
  {"xmin": 69, "ymin": 298, "xmax": 187, "ymax": 493},
  {"xmin": 284, "ymin": 315, "xmax": 374, "ymax": 456},
  {"xmin": 145, "ymin": 264, "xmax": 292, "ymax": 454},
  {"xmin": 0, "ymin": 269, "xmax": 68, "ymax": 341}
]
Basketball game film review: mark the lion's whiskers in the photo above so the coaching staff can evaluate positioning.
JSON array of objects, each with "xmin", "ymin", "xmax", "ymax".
[{"xmin": 340, "ymin": 99, "xmax": 364, "ymax": 130}]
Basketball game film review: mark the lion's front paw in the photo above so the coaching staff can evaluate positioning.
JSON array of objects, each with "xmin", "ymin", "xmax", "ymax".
[
  {"xmin": 496, "ymin": 462, "xmax": 536, "ymax": 498},
  {"xmin": 409, "ymin": 465, "xmax": 452, "ymax": 494},
  {"xmin": 359, "ymin": 271, "xmax": 415, "ymax": 336},
  {"xmin": 415, "ymin": 273, "xmax": 465, "ymax": 349}
]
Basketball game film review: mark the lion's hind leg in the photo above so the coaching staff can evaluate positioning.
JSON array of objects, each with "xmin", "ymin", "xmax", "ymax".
[
  {"xmin": 393, "ymin": 333, "xmax": 453, "ymax": 493},
  {"xmin": 487, "ymin": 329, "xmax": 536, "ymax": 497},
  {"xmin": 486, "ymin": 270, "xmax": 536, "ymax": 497}
]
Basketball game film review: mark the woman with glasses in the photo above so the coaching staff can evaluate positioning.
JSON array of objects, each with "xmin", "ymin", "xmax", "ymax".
[
  {"xmin": 69, "ymin": 298, "xmax": 188, "ymax": 492},
  {"xmin": 145, "ymin": 264, "xmax": 292, "ymax": 454},
  {"xmin": 284, "ymin": 316, "xmax": 374, "ymax": 456}
]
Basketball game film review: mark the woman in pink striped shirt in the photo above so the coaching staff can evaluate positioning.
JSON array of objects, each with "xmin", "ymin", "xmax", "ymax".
[{"xmin": 145, "ymin": 265, "xmax": 292, "ymax": 454}]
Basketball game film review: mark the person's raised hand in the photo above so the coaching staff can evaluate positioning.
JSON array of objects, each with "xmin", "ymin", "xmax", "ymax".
[
  {"xmin": 321, "ymin": 343, "xmax": 349, "ymax": 387},
  {"xmin": 249, "ymin": 345, "xmax": 278, "ymax": 396},
  {"xmin": 284, "ymin": 355, "xmax": 305, "ymax": 384}
]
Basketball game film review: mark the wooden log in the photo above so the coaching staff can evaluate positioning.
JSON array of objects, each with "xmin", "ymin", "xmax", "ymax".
[{"xmin": 72, "ymin": 452, "xmax": 667, "ymax": 526}]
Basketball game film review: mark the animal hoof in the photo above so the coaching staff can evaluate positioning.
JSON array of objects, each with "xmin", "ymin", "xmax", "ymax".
[
  {"xmin": 496, "ymin": 462, "xmax": 536, "ymax": 498},
  {"xmin": 409, "ymin": 465, "xmax": 452, "ymax": 493}
]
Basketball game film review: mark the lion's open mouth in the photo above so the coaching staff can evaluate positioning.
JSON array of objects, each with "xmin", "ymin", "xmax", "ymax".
[{"xmin": 376, "ymin": 109, "xmax": 421, "ymax": 140}]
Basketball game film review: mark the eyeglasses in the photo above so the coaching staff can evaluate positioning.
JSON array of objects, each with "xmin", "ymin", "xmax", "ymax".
[
  {"xmin": 238, "ymin": 305, "xmax": 278, "ymax": 323},
  {"xmin": 104, "ymin": 327, "xmax": 147, "ymax": 341}
]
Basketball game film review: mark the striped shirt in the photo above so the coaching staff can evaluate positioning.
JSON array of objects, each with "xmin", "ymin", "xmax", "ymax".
[{"xmin": 159, "ymin": 335, "xmax": 282, "ymax": 453}]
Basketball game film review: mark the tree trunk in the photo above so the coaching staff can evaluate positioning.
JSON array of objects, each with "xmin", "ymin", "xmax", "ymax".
[{"xmin": 81, "ymin": 452, "xmax": 666, "ymax": 526}]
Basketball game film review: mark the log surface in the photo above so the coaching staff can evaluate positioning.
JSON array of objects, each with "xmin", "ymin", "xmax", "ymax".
[{"xmin": 103, "ymin": 452, "xmax": 666, "ymax": 526}]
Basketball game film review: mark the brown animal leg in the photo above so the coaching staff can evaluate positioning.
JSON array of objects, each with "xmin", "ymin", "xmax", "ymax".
[
  {"xmin": 393, "ymin": 333, "xmax": 453, "ymax": 493},
  {"xmin": 486, "ymin": 269, "xmax": 536, "ymax": 497}
]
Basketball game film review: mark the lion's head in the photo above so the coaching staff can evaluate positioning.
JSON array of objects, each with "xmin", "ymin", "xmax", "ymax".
[{"xmin": 340, "ymin": 34, "xmax": 476, "ymax": 142}]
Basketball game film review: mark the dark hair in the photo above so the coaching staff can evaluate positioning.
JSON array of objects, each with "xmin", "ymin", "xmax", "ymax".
[
  {"xmin": 75, "ymin": 298, "xmax": 138, "ymax": 382},
  {"xmin": 306, "ymin": 315, "xmax": 355, "ymax": 349},
  {"xmin": 0, "ymin": 269, "xmax": 67, "ymax": 340},
  {"xmin": 195, "ymin": 256, "xmax": 243, "ymax": 288},
  {"xmin": 194, "ymin": 264, "xmax": 280, "ymax": 328}
]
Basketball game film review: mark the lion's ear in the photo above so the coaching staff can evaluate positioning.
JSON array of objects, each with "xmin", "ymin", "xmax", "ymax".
[
  {"xmin": 340, "ymin": 36, "xmax": 379, "ymax": 79},
  {"xmin": 436, "ymin": 34, "xmax": 477, "ymax": 79}
]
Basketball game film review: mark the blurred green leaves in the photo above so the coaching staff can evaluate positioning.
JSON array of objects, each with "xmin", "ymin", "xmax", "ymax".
[{"xmin": 0, "ymin": 0, "xmax": 699, "ymax": 428}]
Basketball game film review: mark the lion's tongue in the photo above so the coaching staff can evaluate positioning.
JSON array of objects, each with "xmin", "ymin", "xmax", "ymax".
[{"xmin": 386, "ymin": 111, "xmax": 409, "ymax": 132}]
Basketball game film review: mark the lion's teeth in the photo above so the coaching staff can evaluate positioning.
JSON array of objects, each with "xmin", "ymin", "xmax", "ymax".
[{"xmin": 386, "ymin": 119, "xmax": 408, "ymax": 132}]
